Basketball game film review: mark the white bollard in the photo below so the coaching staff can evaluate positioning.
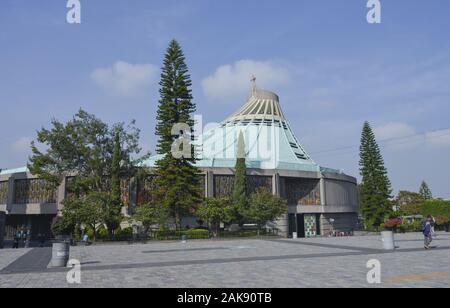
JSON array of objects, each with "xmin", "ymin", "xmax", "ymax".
[{"xmin": 381, "ymin": 231, "xmax": 395, "ymax": 250}]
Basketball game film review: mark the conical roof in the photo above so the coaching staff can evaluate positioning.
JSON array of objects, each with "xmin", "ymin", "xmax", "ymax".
[
  {"xmin": 144, "ymin": 80, "xmax": 340, "ymax": 174},
  {"xmin": 193, "ymin": 83, "xmax": 321, "ymax": 172},
  {"xmin": 225, "ymin": 89, "xmax": 285, "ymax": 122}
]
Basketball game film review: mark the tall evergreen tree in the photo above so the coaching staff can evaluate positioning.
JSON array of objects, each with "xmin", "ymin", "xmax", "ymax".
[
  {"xmin": 232, "ymin": 131, "xmax": 247, "ymax": 224},
  {"xmin": 154, "ymin": 40, "xmax": 201, "ymax": 230},
  {"xmin": 359, "ymin": 122, "xmax": 393, "ymax": 228},
  {"xmin": 108, "ymin": 130, "xmax": 123, "ymax": 234},
  {"xmin": 419, "ymin": 181, "xmax": 433, "ymax": 200}
]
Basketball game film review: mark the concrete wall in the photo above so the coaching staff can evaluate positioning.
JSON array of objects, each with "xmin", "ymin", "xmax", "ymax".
[
  {"xmin": 0, "ymin": 171, "xmax": 59, "ymax": 216},
  {"xmin": 320, "ymin": 213, "xmax": 358, "ymax": 235},
  {"xmin": 324, "ymin": 179, "xmax": 359, "ymax": 211},
  {"xmin": 0, "ymin": 167, "xmax": 359, "ymax": 238},
  {"xmin": 0, "ymin": 211, "xmax": 5, "ymax": 248}
]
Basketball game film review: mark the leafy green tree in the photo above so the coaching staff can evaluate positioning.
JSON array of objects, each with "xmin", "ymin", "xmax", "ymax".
[
  {"xmin": 28, "ymin": 109, "xmax": 143, "ymax": 235},
  {"xmin": 62, "ymin": 192, "xmax": 110, "ymax": 241},
  {"xmin": 232, "ymin": 131, "xmax": 247, "ymax": 225},
  {"xmin": 395, "ymin": 190, "xmax": 425, "ymax": 216},
  {"xmin": 196, "ymin": 198, "xmax": 234, "ymax": 237},
  {"xmin": 154, "ymin": 40, "xmax": 201, "ymax": 230},
  {"xmin": 132, "ymin": 203, "xmax": 170, "ymax": 235},
  {"xmin": 396, "ymin": 191, "xmax": 425, "ymax": 207},
  {"xmin": 359, "ymin": 122, "xmax": 393, "ymax": 228},
  {"xmin": 419, "ymin": 181, "xmax": 433, "ymax": 200},
  {"xmin": 244, "ymin": 188, "xmax": 287, "ymax": 235}
]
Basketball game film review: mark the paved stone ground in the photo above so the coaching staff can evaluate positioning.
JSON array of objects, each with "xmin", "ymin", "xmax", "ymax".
[{"xmin": 1, "ymin": 232, "xmax": 450, "ymax": 288}]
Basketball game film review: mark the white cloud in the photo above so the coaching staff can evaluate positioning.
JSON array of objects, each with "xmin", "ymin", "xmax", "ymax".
[
  {"xmin": 201, "ymin": 60, "xmax": 291, "ymax": 100},
  {"xmin": 425, "ymin": 129, "xmax": 450, "ymax": 148},
  {"xmin": 91, "ymin": 61, "xmax": 158, "ymax": 96},
  {"xmin": 374, "ymin": 122, "xmax": 416, "ymax": 141},
  {"xmin": 12, "ymin": 137, "xmax": 32, "ymax": 154},
  {"xmin": 373, "ymin": 123, "xmax": 450, "ymax": 150}
]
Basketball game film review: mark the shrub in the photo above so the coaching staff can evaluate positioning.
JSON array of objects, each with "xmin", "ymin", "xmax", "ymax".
[
  {"xmin": 97, "ymin": 225, "xmax": 108, "ymax": 239},
  {"xmin": 384, "ymin": 218, "xmax": 402, "ymax": 230},
  {"xmin": 119, "ymin": 227, "xmax": 133, "ymax": 236},
  {"xmin": 184, "ymin": 229, "xmax": 210, "ymax": 239},
  {"xmin": 151, "ymin": 229, "xmax": 210, "ymax": 240},
  {"xmin": 85, "ymin": 225, "xmax": 95, "ymax": 240}
]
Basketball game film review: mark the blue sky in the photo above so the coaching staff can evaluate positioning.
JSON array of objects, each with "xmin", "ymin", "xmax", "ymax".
[{"xmin": 1, "ymin": 0, "xmax": 450, "ymax": 198}]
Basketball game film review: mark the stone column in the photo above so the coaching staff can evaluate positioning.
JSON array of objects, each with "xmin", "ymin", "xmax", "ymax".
[
  {"xmin": 206, "ymin": 171, "xmax": 214, "ymax": 198},
  {"xmin": 272, "ymin": 173, "xmax": 280, "ymax": 196},
  {"xmin": 56, "ymin": 177, "xmax": 66, "ymax": 217},
  {"xmin": 273, "ymin": 173, "xmax": 288, "ymax": 237},
  {"xmin": 7, "ymin": 176, "xmax": 15, "ymax": 213},
  {"xmin": 0, "ymin": 211, "xmax": 5, "ymax": 249},
  {"xmin": 320, "ymin": 176, "xmax": 327, "ymax": 206}
]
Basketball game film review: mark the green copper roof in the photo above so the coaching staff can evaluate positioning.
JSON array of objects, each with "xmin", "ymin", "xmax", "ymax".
[{"xmin": 144, "ymin": 86, "xmax": 342, "ymax": 175}]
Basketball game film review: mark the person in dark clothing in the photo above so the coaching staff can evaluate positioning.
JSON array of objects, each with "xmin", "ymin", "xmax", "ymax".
[
  {"xmin": 38, "ymin": 233, "xmax": 45, "ymax": 248},
  {"xmin": 423, "ymin": 216, "xmax": 433, "ymax": 249},
  {"xmin": 13, "ymin": 231, "xmax": 21, "ymax": 249}
]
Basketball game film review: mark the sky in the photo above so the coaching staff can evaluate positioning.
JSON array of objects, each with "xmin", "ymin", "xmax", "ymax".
[{"xmin": 0, "ymin": 0, "xmax": 450, "ymax": 198}]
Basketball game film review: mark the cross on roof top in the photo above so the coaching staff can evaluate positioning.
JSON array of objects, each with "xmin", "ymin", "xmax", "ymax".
[{"xmin": 251, "ymin": 75, "xmax": 257, "ymax": 94}]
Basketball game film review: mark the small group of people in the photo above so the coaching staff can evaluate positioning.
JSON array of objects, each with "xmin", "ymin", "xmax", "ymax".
[
  {"xmin": 12, "ymin": 229, "xmax": 47, "ymax": 249},
  {"xmin": 423, "ymin": 215, "xmax": 436, "ymax": 250},
  {"xmin": 12, "ymin": 229, "xmax": 29, "ymax": 249}
]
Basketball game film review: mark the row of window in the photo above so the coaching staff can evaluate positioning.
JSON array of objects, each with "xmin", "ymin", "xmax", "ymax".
[
  {"xmin": 0, "ymin": 176, "xmax": 323, "ymax": 207},
  {"xmin": 14, "ymin": 179, "xmax": 57, "ymax": 204},
  {"xmin": 0, "ymin": 181, "xmax": 8, "ymax": 204}
]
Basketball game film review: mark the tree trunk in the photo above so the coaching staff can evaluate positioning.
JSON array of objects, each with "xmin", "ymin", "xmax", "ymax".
[{"xmin": 175, "ymin": 211, "xmax": 181, "ymax": 231}]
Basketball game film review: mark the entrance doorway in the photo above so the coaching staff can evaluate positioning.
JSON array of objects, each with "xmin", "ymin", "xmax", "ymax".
[{"xmin": 288, "ymin": 213, "xmax": 321, "ymax": 238}]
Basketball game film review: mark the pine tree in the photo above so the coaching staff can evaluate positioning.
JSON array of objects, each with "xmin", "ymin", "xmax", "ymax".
[
  {"xmin": 233, "ymin": 131, "xmax": 247, "ymax": 225},
  {"xmin": 154, "ymin": 40, "xmax": 201, "ymax": 230},
  {"xmin": 419, "ymin": 181, "xmax": 433, "ymax": 200},
  {"xmin": 359, "ymin": 122, "xmax": 393, "ymax": 228},
  {"xmin": 107, "ymin": 130, "xmax": 122, "ymax": 234}
]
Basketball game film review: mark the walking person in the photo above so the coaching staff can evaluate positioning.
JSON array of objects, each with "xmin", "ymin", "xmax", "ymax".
[
  {"xmin": 431, "ymin": 216, "xmax": 437, "ymax": 239},
  {"xmin": 13, "ymin": 230, "xmax": 21, "ymax": 249},
  {"xmin": 21, "ymin": 229, "xmax": 27, "ymax": 247},
  {"xmin": 423, "ymin": 216, "xmax": 433, "ymax": 250},
  {"xmin": 82, "ymin": 233, "xmax": 89, "ymax": 246},
  {"xmin": 38, "ymin": 233, "xmax": 45, "ymax": 248}
]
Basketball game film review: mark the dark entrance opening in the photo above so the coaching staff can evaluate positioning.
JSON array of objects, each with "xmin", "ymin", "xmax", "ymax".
[
  {"xmin": 296, "ymin": 214, "xmax": 305, "ymax": 238},
  {"xmin": 5, "ymin": 215, "xmax": 55, "ymax": 240},
  {"xmin": 288, "ymin": 214, "xmax": 296, "ymax": 238}
]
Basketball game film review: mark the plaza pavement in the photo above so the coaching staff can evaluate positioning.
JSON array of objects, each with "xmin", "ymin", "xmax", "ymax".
[{"xmin": 0, "ymin": 232, "xmax": 449, "ymax": 288}]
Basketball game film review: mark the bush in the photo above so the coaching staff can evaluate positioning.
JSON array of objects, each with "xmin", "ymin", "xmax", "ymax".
[
  {"xmin": 119, "ymin": 227, "xmax": 133, "ymax": 237},
  {"xmin": 84, "ymin": 226, "xmax": 95, "ymax": 240},
  {"xmin": 151, "ymin": 229, "xmax": 210, "ymax": 240},
  {"xmin": 184, "ymin": 229, "xmax": 210, "ymax": 239},
  {"xmin": 97, "ymin": 225, "xmax": 108, "ymax": 239}
]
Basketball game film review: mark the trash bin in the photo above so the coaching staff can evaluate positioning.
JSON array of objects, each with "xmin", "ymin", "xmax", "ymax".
[
  {"xmin": 292, "ymin": 232, "xmax": 298, "ymax": 239},
  {"xmin": 181, "ymin": 235, "xmax": 188, "ymax": 243},
  {"xmin": 50, "ymin": 241, "xmax": 70, "ymax": 267},
  {"xmin": 381, "ymin": 231, "xmax": 395, "ymax": 250}
]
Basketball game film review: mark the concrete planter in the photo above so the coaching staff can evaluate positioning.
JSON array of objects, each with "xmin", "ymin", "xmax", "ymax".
[
  {"xmin": 381, "ymin": 231, "xmax": 395, "ymax": 250},
  {"xmin": 0, "ymin": 211, "xmax": 5, "ymax": 249},
  {"xmin": 50, "ymin": 242, "xmax": 70, "ymax": 267}
]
